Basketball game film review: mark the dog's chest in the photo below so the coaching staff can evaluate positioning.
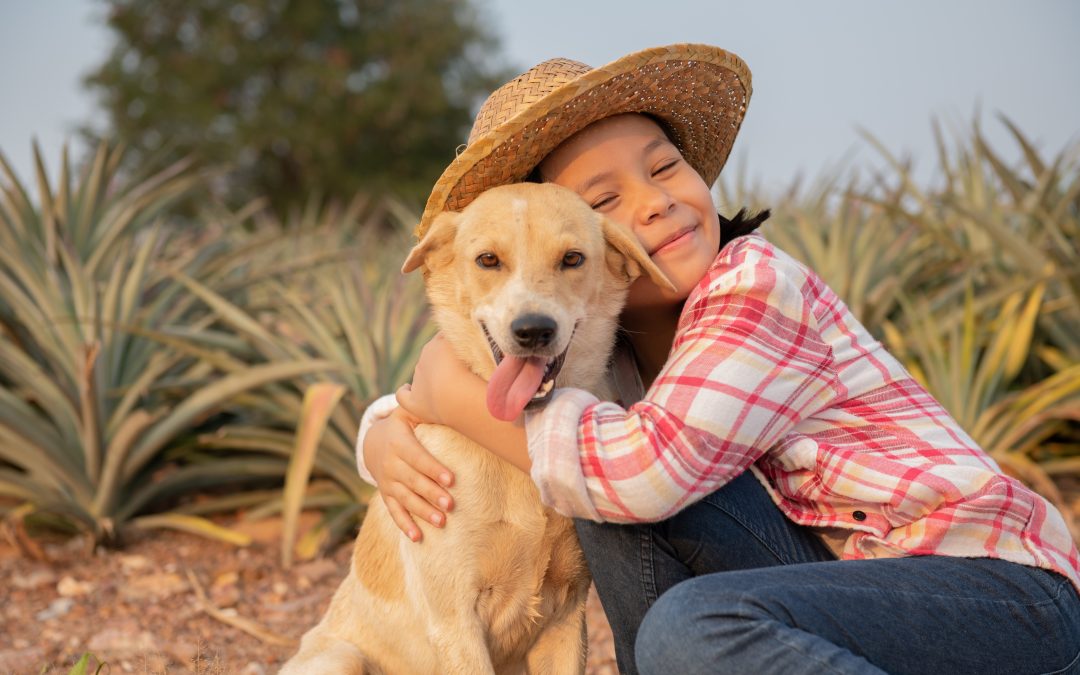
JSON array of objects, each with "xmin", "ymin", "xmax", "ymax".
[{"xmin": 414, "ymin": 424, "xmax": 588, "ymax": 663}]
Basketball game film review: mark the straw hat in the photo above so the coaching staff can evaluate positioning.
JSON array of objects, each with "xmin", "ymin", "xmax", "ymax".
[{"xmin": 417, "ymin": 43, "xmax": 752, "ymax": 236}]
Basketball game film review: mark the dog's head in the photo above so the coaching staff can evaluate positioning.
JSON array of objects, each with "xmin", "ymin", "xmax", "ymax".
[{"xmin": 402, "ymin": 182, "xmax": 673, "ymax": 421}]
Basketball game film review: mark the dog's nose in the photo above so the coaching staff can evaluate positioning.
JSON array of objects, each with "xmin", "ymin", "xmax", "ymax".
[{"xmin": 511, "ymin": 314, "xmax": 557, "ymax": 349}]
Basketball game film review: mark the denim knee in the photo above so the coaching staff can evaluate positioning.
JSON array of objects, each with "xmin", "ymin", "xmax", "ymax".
[{"xmin": 634, "ymin": 580, "xmax": 715, "ymax": 675}]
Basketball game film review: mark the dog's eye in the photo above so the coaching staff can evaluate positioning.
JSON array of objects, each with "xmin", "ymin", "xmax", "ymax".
[
  {"xmin": 476, "ymin": 253, "xmax": 500, "ymax": 269},
  {"xmin": 561, "ymin": 251, "xmax": 585, "ymax": 269}
]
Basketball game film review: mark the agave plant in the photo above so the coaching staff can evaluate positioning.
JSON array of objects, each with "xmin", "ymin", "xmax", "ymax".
[
  {"xmin": 752, "ymin": 176, "xmax": 939, "ymax": 331},
  {"xmin": 0, "ymin": 143, "xmax": 339, "ymax": 545},
  {"xmin": 862, "ymin": 116, "xmax": 1080, "ymax": 367},
  {"xmin": 159, "ymin": 199, "xmax": 435, "ymax": 564}
]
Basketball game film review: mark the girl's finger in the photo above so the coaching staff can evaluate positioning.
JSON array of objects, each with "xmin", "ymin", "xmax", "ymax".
[
  {"xmin": 401, "ymin": 463, "xmax": 455, "ymax": 514},
  {"xmin": 393, "ymin": 424, "xmax": 455, "ymax": 489},
  {"xmin": 390, "ymin": 481, "xmax": 447, "ymax": 530},
  {"xmin": 383, "ymin": 495, "xmax": 422, "ymax": 542},
  {"xmin": 395, "ymin": 384, "xmax": 417, "ymax": 416}
]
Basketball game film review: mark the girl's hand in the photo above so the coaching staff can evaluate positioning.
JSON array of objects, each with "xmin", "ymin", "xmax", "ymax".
[
  {"xmin": 396, "ymin": 333, "xmax": 480, "ymax": 426},
  {"xmin": 363, "ymin": 406, "xmax": 455, "ymax": 542}
]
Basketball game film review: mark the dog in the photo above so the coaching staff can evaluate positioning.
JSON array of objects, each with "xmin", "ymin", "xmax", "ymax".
[{"xmin": 280, "ymin": 182, "xmax": 672, "ymax": 674}]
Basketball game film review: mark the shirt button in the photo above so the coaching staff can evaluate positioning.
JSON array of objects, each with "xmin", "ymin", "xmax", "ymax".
[{"xmin": 852, "ymin": 510, "xmax": 867, "ymax": 522}]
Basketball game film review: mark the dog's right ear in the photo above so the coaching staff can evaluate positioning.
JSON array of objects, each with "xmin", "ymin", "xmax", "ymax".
[
  {"xmin": 401, "ymin": 211, "xmax": 461, "ymax": 274},
  {"xmin": 600, "ymin": 216, "xmax": 677, "ymax": 292}
]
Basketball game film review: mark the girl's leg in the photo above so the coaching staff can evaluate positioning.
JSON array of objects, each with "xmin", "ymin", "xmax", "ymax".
[
  {"xmin": 634, "ymin": 556, "xmax": 1080, "ymax": 675},
  {"xmin": 574, "ymin": 470, "xmax": 835, "ymax": 673}
]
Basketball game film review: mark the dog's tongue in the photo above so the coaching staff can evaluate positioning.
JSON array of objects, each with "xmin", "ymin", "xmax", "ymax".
[{"xmin": 486, "ymin": 356, "xmax": 548, "ymax": 421}]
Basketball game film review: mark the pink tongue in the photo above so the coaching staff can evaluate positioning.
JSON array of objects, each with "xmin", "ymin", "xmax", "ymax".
[{"xmin": 486, "ymin": 355, "xmax": 548, "ymax": 421}]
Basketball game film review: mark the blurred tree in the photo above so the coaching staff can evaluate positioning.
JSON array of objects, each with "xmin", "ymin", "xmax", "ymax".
[{"xmin": 83, "ymin": 0, "xmax": 513, "ymax": 216}]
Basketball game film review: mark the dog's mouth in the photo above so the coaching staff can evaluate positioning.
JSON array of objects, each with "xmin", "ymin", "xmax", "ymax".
[{"xmin": 481, "ymin": 322, "xmax": 571, "ymax": 421}]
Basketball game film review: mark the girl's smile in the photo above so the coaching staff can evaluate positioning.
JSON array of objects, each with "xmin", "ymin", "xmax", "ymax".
[
  {"xmin": 649, "ymin": 223, "xmax": 700, "ymax": 256},
  {"xmin": 537, "ymin": 113, "xmax": 722, "ymax": 309}
]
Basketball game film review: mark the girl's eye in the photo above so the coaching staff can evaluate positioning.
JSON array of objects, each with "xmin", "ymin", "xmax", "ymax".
[
  {"xmin": 590, "ymin": 195, "xmax": 616, "ymax": 210},
  {"xmin": 652, "ymin": 160, "xmax": 679, "ymax": 176},
  {"xmin": 561, "ymin": 251, "xmax": 585, "ymax": 269},
  {"xmin": 476, "ymin": 252, "xmax": 500, "ymax": 269}
]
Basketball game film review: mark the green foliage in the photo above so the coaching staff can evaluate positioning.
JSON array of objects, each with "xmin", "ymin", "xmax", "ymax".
[
  {"xmin": 83, "ymin": 0, "xmax": 513, "ymax": 215},
  {"xmin": 0, "ymin": 143, "xmax": 340, "ymax": 545},
  {"xmin": 62, "ymin": 652, "xmax": 105, "ymax": 675},
  {"xmin": 183, "ymin": 202, "xmax": 433, "ymax": 561},
  {"xmin": 754, "ymin": 177, "xmax": 935, "ymax": 331}
]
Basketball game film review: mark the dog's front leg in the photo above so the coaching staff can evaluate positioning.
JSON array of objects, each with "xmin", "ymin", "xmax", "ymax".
[
  {"xmin": 426, "ymin": 612, "xmax": 497, "ymax": 675},
  {"xmin": 279, "ymin": 635, "xmax": 369, "ymax": 675},
  {"xmin": 524, "ymin": 603, "xmax": 588, "ymax": 675}
]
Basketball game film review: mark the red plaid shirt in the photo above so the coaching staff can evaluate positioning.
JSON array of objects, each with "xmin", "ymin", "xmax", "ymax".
[{"xmin": 526, "ymin": 234, "xmax": 1080, "ymax": 590}]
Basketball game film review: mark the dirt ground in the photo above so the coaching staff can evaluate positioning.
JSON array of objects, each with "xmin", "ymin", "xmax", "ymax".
[
  {"xmin": 0, "ymin": 514, "xmax": 617, "ymax": 674},
  {"xmin": 5, "ymin": 475, "xmax": 1078, "ymax": 675}
]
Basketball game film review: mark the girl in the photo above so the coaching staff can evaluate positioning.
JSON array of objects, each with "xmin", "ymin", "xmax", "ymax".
[{"xmin": 360, "ymin": 45, "xmax": 1080, "ymax": 674}]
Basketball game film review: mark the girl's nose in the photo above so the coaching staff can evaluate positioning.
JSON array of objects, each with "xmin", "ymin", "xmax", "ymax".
[{"xmin": 639, "ymin": 185, "xmax": 676, "ymax": 226}]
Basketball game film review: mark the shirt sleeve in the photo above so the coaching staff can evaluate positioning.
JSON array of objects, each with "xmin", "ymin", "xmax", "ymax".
[
  {"xmin": 526, "ymin": 245, "xmax": 839, "ymax": 522},
  {"xmin": 355, "ymin": 393, "xmax": 399, "ymax": 485}
]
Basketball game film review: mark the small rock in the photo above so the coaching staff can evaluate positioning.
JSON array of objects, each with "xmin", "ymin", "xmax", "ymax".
[
  {"xmin": 87, "ymin": 624, "xmax": 157, "ymax": 655},
  {"xmin": 239, "ymin": 662, "xmax": 267, "ymax": 675},
  {"xmin": 119, "ymin": 553, "xmax": 151, "ymax": 573},
  {"xmin": 272, "ymin": 581, "xmax": 289, "ymax": 596},
  {"xmin": 121, "ymin": 572, "xmax": 187, "ymax": 601},
  {"xmin": 210, "ymin": 569, "xmax": 242, "ymax": 607},
  {"xmin": 12, "ymin": 569, "xmax": 56, "ymax": 590},
  {"xmin": 57, "ymin": 575, "xmax": 95, "ymax": 597},
  {"xmin": 35, "ymin": 597, "xmax": 75, "ymax": 621}
]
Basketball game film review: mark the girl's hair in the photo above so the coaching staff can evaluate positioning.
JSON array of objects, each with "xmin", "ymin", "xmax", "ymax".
[{"xmin": 718, "ymin": 208, "xmax": 769, "ymax": 249}]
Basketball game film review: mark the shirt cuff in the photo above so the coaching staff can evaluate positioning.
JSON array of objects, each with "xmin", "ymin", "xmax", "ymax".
[
  {"xmin": 355, "ymin": 394, "xmax": 399, "ymax": 485},
  {"xmin": 524, "ymin": 388, "xmax": 603, "ymax": 522}
]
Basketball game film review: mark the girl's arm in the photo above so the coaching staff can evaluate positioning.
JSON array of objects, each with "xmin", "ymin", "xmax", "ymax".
[
  {"xmin": 526, "ymin": 241, "xmax": 840, "ymax": 523},
  {"xmin": 396, "ymin": 334, "xmax": 531, "ymax": 472},
  {"xmin": 357, "ymin": 395, "xmax": 457, "ymax": 541},
  {"xmin": 355, "ymin": 394, "xmax": 398, "ymax": 484}
]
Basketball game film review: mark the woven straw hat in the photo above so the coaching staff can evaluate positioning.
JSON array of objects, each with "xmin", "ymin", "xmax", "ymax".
[{"xmin": 417, "ymin": 43, "xmax": 752, "ymax": 236}]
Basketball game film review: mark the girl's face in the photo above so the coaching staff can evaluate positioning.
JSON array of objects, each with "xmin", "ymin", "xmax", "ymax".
[{"xmin": 538, "ymin": 114, "xmax": 721, "ymax": 309}]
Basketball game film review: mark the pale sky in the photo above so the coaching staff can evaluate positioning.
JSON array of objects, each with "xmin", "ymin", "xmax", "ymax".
[{"xmin": 1, "ymin": 0, "xmax": 1078, "ymax": 200}]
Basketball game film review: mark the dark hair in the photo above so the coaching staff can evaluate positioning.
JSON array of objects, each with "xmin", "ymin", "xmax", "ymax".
[{"xmin": 718, "ymin": 208, "xmax": 769, "ymax": 249}]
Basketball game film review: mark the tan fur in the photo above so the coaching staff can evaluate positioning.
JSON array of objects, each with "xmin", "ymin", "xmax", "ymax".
[{"xmin": 280, "ymin": 183, "xmax": 670, "ymax": 674}]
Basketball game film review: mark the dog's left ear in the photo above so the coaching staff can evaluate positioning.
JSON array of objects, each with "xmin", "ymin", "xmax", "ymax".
[
  {"xmin": 401, "ymin": 211, "xmax": 461, "ymax": 274},
  {"xmin": 600, "ymin": 217, "xmax": 677, "ymax": 292}
]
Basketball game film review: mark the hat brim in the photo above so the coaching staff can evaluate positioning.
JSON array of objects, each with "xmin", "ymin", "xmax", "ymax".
[{"xmin": 418, "ymin": 44, "xmax": 752, "ymax": 236}]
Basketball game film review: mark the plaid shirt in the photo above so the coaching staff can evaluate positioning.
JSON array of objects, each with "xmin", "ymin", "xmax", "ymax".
[{"xmin": 526, "ymin": 234, "xmax": 1080, "ymax": 591}]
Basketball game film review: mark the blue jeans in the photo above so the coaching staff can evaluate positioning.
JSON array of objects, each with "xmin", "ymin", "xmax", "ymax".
[{"xmin": 575, "ymin": 470, "xmax": 1080, "ymax": 674}]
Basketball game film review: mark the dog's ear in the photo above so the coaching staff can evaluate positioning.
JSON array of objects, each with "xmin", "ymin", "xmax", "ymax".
[
  {"xmin": 600, "ymin": 216, "xmax": 677, "ymax": 292},
  {"xmin": 401, "ymin": 211, "xmax": 461, "ymax": 274}
]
